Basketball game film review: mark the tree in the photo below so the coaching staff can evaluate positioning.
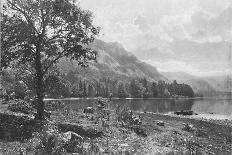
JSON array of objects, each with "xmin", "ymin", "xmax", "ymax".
[
  {"xmin": 44, "ymin": 71, "xmax": 71, "ymax": 98},
  {"xmin": 118, "ymin": 82, "xmax": 127, "ymax": 98},
  {"xmin": 87, "ymin": 84, "xmax": 95, "ymax": 97},
  {"xmin": 129, "ymin": 79, "xmax": 137, "ymax": 97},
  {"xmin": 142, "ymin": 78, "xmax": 148, "ymax": 90},
  {"xmin": 1, "ymin": 0, "xmax": 99, "ymax": 120},
  {"xmin": 157, "ymin": 80, "xmax": 165, "ymax": 98},
  {"xmin": 129, "ymin": 79, "xmax": 145, "ymax": 98},
  {"xmin": 151, "ymin": 82, "xmax": 158, "ymax": 97}
]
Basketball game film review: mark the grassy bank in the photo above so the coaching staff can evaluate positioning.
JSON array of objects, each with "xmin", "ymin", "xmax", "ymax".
[{"xmin": 0, "ymin": 99, "xmax": 232, "ymax": 154}]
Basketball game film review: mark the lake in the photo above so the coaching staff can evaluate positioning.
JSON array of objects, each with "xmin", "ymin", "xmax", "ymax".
[{"xmin": 45, "ymin": 98, "xmax": 232, "ymax": 116}]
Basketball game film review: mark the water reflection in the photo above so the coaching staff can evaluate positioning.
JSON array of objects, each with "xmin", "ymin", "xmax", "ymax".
[
  {"xmin": 109, "ymin": 99, "xmax": 194, "ymax": 113},
  {"xmin": 46, "ymin": 98, "xmax": 232, "ymax": 116},
  {"xmin": 191, "ymin": 98, "xmax": 232, "ymax": 115}
]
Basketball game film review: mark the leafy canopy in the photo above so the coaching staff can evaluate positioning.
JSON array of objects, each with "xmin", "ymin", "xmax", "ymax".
[{"xmin": 1, "ymin": 0, "xmax": 100, "ymax": 74}]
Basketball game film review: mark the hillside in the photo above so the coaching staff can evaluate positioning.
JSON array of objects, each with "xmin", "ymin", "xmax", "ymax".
[
  {"xmin": 203, "ymin": 75, "xmax": 232, "ymax": 93},
  {"xmin": 161, "ymin": 72, "xmax": 217, "ymax": 96},
  {"xmin": 58, "ymin": 40, "xmax": 167, "ymax": 82}
]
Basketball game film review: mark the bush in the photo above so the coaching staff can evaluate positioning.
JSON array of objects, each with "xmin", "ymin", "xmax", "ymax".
[
  {"xmin": 115, "ymin": 104, "xmax": 134, "ymax": 126},
  {"xmin": 0, "ymin": 113, "xmax": 42, "ymax": 141},
  {"xmin": 8, "ymin": 99, "xmax": 34, "ymax": 114},
  {"xmin": 95, "ymin": 97, "xmax": 109, "ymax": 108}
]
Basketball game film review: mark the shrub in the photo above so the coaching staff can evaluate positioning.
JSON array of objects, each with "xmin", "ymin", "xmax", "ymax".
[
  {"xmin": 8, "ymin": 99, "xmax": 34, "ymax": 114},
  {"xmin": 95, "ymin": 97, "xmax": 109, "ymax": 108},
  {"xmin": 115, "ymin": 104, "xmax": 134, "ymax": 126}
]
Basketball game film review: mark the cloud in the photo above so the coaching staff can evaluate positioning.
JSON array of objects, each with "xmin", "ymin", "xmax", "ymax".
[
  {"xmin": 79, "ymin": 0, "xmax": 232, "ymax": 76},
  {"xmin": 133, "ymin": 15, "xmax": 150, "ymax": 32}
]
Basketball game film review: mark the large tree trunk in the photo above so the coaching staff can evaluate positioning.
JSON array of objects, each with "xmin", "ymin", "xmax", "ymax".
[{"xmin": 35, "ymin": 44, "xmax": 45, "ymax": 120}]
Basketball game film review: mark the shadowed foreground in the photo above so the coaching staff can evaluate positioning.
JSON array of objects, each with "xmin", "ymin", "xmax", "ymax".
[{"xmin": 0, "ymin": 99, "xmax": 231, "ymax": 154}]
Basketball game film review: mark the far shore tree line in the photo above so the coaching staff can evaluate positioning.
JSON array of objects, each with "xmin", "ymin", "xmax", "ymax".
[{"xmin": 1, "ymin": 67, "xmax": 195, "ymax": 100}]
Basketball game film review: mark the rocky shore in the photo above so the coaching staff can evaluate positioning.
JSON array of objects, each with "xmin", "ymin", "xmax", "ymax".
[{"xmin": 0, "ymin": 100, "xmax": 232, "ymax": 154}]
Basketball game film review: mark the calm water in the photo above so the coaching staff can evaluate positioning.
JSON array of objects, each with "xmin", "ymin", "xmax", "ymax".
[{"xmin": 45, "ymin": 98, "xmax": 232, "ymax": 116}]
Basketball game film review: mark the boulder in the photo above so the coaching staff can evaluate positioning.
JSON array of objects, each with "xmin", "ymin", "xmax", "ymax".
[
  {"xmin": 182, "ymin": 123, "xmax": 194, "ymax": 132},
  {"xmin": 133, "ymin": 117, "xmax": 142, "ymax": 125},
  {"xmin": 83, "ymin": 107, "xmax": 94, "ymax": 114},
  {"xmin": 63, "ymin": 131, "xmax": 84, "ymax": 153},
  {"xmin": 63, "ymin": 131, "xmax": 83, "ymax": 143},
  {"xmin": 133, "ymin": 126, "xmax": 147, "ymax": 137},
  {"xmin": 157, "ymin": 121, "xmax": 164, "ymax": 126},
  {"xmin": 57, "ymin": 123, "xmax": 103, "ymax": 138},
  {"xmin": 174, "ymin": 110, "xmax": 193, "ymax": 115}
]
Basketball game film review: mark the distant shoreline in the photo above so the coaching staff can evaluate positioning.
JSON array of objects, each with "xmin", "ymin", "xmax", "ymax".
[
  {"xmin": 164, "ymin": 112, "xmax": 232, "ymax": 121},
  {"xmin": 139, "ymin": 111, "xmax": 232, "ymax": 127},
  {"xmin": 44, "ymin": 96, "xmax": 231, "ymax": 101}
]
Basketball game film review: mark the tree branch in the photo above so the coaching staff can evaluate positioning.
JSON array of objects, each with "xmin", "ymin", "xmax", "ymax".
[
  {"xmin": 40, "ymin": 8, "xmax": 46, "ymax": 36},
  {"xmin": 42, "ymin": 49, "xmax": 68, "ymax": 75},
  {"xmin": 7, "ymin": 0, "xmax": 40, "ymax": 35},
  {"xmin": 46, "ymin": 29, "xmax": 69, "ymax": 43}
]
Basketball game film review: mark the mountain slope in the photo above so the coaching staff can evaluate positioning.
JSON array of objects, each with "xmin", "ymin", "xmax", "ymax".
[
  {"xmin": 203, "ymin": 76, "xmax": 232, "ymax": 93},
  {"xmin": 58, "ymin": 39, "xmax": 167, "ymax": 82},
  {"xmin": 162, "ymin": 72, "xmax": 217, "ymax": 96}
]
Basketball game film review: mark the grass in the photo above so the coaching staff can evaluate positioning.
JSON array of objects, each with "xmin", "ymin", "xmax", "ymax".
[{"xmin": 0, "ymin": 99, "xmax": 232, "ymax": 154}]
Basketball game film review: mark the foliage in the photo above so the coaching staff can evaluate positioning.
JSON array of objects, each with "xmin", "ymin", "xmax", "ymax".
[
  {"xmin": 167, "ymin": 80, "xmax": 194, "ymax": 97},
  {"xmin": 1, "ymin": 68, "xmax": 32, "ymax": 100},
  {"xmin": 0, "ymin": 113, "xmax": 42, "ymax": 141},
  {"xmin": 117, "ymin": 82, "xmax": 128, "ymax": 98},
  {"xmin": 1, "ymin": 0, "xmax": 99, "ymax": 119},
  {"xmin": 1, "ymin": 0, "xmax": 99, "ymax": 69},
  {"xmin": 129, "ymin": 79, "xmax": 146, "ymax": 98},
  {"xmin": 7, "ymin": 99, "xmax": 34, "ymax": 114},
  {"xmin": 44, "ymin": 71, "xmax": 71, "ymax": 98},
  {"xmin": 43, "ymin": 70, "xmax": 195, "ymax": 98},
  {"xmin": 2, "ymin": 66, "xmax": 196, "ymax": 100}
]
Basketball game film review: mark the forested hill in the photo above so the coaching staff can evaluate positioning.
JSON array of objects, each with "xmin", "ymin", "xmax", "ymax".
[
  {"xmin": 52, "ymin": 40, "xmax": 194, "ymax": 98},
  {"xmin": 1, "ymin": 39, "xmax": 195, "ymax": 99},
  {"xmin": 162, "ymin": 72, "xmax": 217, "ymax": 96},
  {"xmin": 58, "ymin": 39, "xmax": 167, "ymax": 82}
]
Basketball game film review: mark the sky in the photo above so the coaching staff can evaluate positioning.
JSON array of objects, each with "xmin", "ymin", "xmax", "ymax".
[{"xmin": 79, "ymin": 0, "xmax": 232, "ymax": 77}]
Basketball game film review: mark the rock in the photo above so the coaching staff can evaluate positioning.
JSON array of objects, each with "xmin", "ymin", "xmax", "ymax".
[
  {"xmin": 63, "ymin": 131, "xmax": 84, "ymax": 153},
  {"xmin": 165, "ymin": 143, "xmax": 171, "ymax": 147},
  {"xmin": 119, "ymin": 143, "xmax": 129, "ymax": 147},
  {"xmin": 182, "ymin": 123, "xmax": 194, "ymax": 132},
  {"xmin": 157, "ymin": 121, "xmax": 164, "ymax": 126},
  {"xmin": 133, "ymin": 117, "xmax": 142, "ymax": 125},
  {"xmin": 83, "ymin": 107, "xmax": 94, "ymax": 114},
  {"xmin": 63, "ymin": 131, "xmax": 83, "ymax": 143},
  {"xmin": 96, "ymin": 105, "xmax": 105, "ymax": 109},
  {"xmin": 174, "ymin": 110, "xmax": 194, "ymax": 115},
  {"xmin": 133, "ymin": 127, "xmax": 147, "ymax": 137},
  {"xmin": 57, "ymin": 123, "xmax": 103, "ymax": 138}
]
